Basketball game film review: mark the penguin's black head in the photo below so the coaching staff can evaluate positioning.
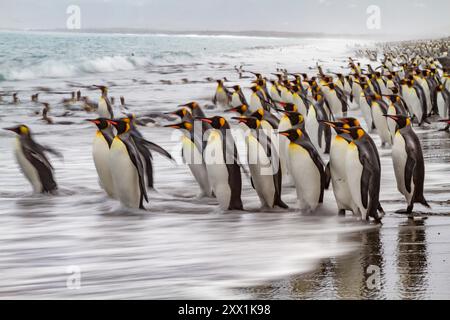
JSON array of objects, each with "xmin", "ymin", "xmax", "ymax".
[
  {"xmin": 108, "ymin": 119, "xmax": 130, "ymax": 135},
  {"xmin": 279, "ymin": 128, "xmax": 304, "ymax": 142},
  {"xmin": 340, "ymin": 126, "xmax": 366, "ymax": 140},
  {"xmin": 384, "ymin": 114, "xmax": 411, "ymax": 129},
  {"xmin": 338, "ymin": 117, "xmax": 361, "ymax": 128},
  {"xmin": 94, "ymin": 85, "xmax": 108, "ymax": 95},
  {"xmin": 4, "ymin": 124, "xmax": 30, "ymax": 137},
  {"xmin": 232, "ymin": 85, "xmax": 241, "ymax": 91},
  {"xmin": 168, "ymin": 108, "xmax": 190, "ymax": 119},
  {"xmin": 86, "ymin": 118, "xmax": 110, "ymax": 130},
  {"xmin": 280, "ymin": 110, "xmax": 304, "ymax": 126},
  {"xmin": 164, "ymin": 121, "xmax": 193, "ymax": 131},
  {"xmin": 199, "ymin": 116, "xmax": 229, "ymax": 129},
  {"xmin": 232, "ymin": 116, "xmax": 260, "ymax": 129},
  {"xmin": 278, "ymin": 102, "xmax": 297, "ymax": 112},
  {"xmin": 251, "ymin": 108, "xmax": 265, "ymax": 121},
  {"xmin": 224, "ymin": 104, "xmax": 248, "ymax": 115},
  {"xmin": 250, "ymin": 86, "xmax": 258, "ymax": 93},
  {"xmin": 179, "ymin": 101, "xmax": 200, "ymax": 110}
]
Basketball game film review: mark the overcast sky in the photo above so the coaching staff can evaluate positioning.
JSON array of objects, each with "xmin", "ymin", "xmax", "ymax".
[{"xmin": 0, "ymin": 0, "xmax": 449, "ymax": 36}]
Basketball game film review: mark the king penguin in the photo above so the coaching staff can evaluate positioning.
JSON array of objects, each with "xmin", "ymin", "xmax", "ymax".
[
  {"xmin": 234, "ymin": 116, "xmax": 288, "ymax": 209},
  {"xmin": 384, "ymin": 115, "xmax": 430, "ymax": 214},
  {"xmin": 4, "ymin": 125, "xmax": 60, "ymax": 194},
  {"xmin": 213, "ymin": 80, "xmax": 231, "ymax": 108},
  {"xmin": 279, "ymin": 128, "xmax": 326, "ymax": 213},
  {"xmin": 108, "ymin": 119, "xmax": 148, "ymax": 209},
  {"xmin": 94, "ymin": 85, "xmax": 114, "ymax": 119},
  {"xmin": 164, "ymin": 120, "xmax": 213, "ymax": 198},
  {"xmin": 200, "ymin": 116, "xmax": 243, "ymax": 210},
  {"xmin": 341, "ymin": 126, "xmax": 384, "ymax": 222},
  {"xmin": 86, "ymin": 118, "xmax": 116, "ymax": 198},
  {"xmin": 322, "ymin": 121, "xmax": 360, "ymax": 216}
]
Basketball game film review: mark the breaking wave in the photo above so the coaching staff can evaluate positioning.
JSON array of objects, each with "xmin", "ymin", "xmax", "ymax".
[{"xmin": 1, "ymin": 52, "xmax": 195, "ymax": 81}]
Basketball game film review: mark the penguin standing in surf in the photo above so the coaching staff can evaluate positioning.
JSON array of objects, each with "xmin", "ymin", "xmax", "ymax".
[
  {"xmin": 108, "ymin": 119, "xmax": 148, "ymax": 209},
  {"xmin": 322, "ymin": 121, "xmax": 359, "ymax": 216},
  {"xmin": 200, "ymin": 116, "xmax": 243, "ymax": 210},
  {"xmin": 234, "ymin": 116, "xmax": 288, "ymax": 209},
  {"xmin": 213, "ymin": 80, "xmax": 231, "ymax": 108},
  {"xmin": 279, "ymin": 128, "xmax": 326, "ymax": 213},
  {"xmin": 4, "ymin": 125, "xmax": 60, "ymax": 194},
  {"xmin": 164, "ymin": 119, "xmax": 213, "ymax": 198},
  {"xmin": 120, "ymin": 114, "xmax": 174, "ymax": 190},
  {"xmin": 341, "ymin": 126, "xmax": 384, "ymax": 222},
  {"xmin": 384, "ymin": 115, "xmax": 430, "ymax": 214},
  {"xmin": 86, "ymin": 118, "xmax": 116, "ymax": 198},
  {"xmin": 94, "ymin": 85, "xmax": 114, "ymax": 119}
]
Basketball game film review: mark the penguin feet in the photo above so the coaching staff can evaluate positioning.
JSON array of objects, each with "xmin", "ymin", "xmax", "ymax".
[{"xmin": 338, "ymin": 209, "xmax": 346, "ymax": 216}]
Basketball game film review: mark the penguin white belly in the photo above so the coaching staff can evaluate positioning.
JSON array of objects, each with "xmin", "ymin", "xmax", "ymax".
[
  {"xmin": 404, "ymin": 88, "xmax": 422, "ymax": 122},
  {"xmin": 346, "ymin": 144, "xmax": 366, "ymax": 220},
  {"xmin": 181, "ymin": 136, "xmax": 212, "ymax": 197},
  {"xmin": 387, "ymin": 105, "xmax": 397, "ymax": 139},
  {"xmin": 323, "ymin": 90, "xmax": 342, "ymax": 116},
  {"xmin": 330, "ymin": 138, "xmax": 356, "ymax": 212},
  {"xmin": 247, "ymin": 135, "xmax": 276, "ymax": 208},
  {"xmin": 270, "ymin": 86, "xmax": 282, "ymax": 102},
  {"xmin": 305, "ymin": 107, "xmax": 320, "ymax": 152},
  {"xmin": 281, "ymin": 88, "xmax": 293, "ymax": 103},
  {"xmin": 418, "ymin": 80, "xmax": 432, "ymax": 114},
  {"xmin": 14, "ymin": 138, "xmax": 43, "ymax": 193},
  {"xmin": 372, "ymin": 103, "xmax": 392, "ymax": 146},
  {"xmin": 215, "ymin": 88, "xmax": 229, "ymax": 107},
  {"xmin": 249, "ymin": 94, "xmax": 262, "ymax": 113},
  {"xmin": 437, "ymin": 93, "xmax": 446, "ymax": 118},
  {"xmin": 288, "ymin": 144, "xmax": 321, "ymax": 212},
  {"xmin": 278, "ymin": 117, "xmax": 291, "ymax": 178},
  {"xmin": 97, "ymin": 98, "xmax": 110, "ymax": 119},
  {"xmin": 230, "ymin": 93, "xmax": 241, "ymax": 108},
  {"xmin": 352, "ymin": 85, "xmax": 362, "ymax": 107},
  {"xmin": 110, "ymin": 138, "xmax": 141, "ymax": 208},
  {"xmin": 359, "ymin": 96, "xmax": 373, "ymax": 132},
  {"xmin": 204, "ymin": 131, "xmax": 231, "ymax": 210},
  {"xmin": 392, "ymin": 133, "xmax": 414, "ymax": 205},
  {"xmin": 93, "ymin": 132, "xmax": 116, "ymax": 198}
]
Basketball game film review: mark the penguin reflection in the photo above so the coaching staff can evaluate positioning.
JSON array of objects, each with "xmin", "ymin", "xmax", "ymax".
[{"xmin": 396, "ymin": 220, "xmax": 428, "ymax": 299}]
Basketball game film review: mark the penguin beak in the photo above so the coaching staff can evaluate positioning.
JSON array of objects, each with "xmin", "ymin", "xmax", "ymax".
[
  {"xmin": 224, "ymin": 107, "xmax": 238, "ymax": 113},
  {"xmin": 320, "ymin": 120, "xmax": 337, "ymax": 128},
  {"xmin": 279, "ymin": 131, "xmax": 290, "ymax": 137},
  {"xmin": 231, "ymin": 117, "xmax": 248, "ymax": 124},
  {"xmin": 164, "ymin": 123, "xmax": 182, "ymax": 129},
  {"xmin": 383, "ymin": 115, "xmax": 397, "ymax": 120},
  {"xmin": 199, "ymin": 118, "xmax": 213, "ymax": 124},
  {"xmin": 3, "ymin": 127, "xmax": 18, "ymax": 133},
  {"xmin": 85, "ymin": 119, "xmax": 100, "ymax": 125},
  {"xmin": 107, "ymin": 120, "xmax": 118, "ymax": 126}
]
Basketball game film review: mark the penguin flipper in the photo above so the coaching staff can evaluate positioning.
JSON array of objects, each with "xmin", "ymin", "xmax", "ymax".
[
  {"xmin": 134, "ymin": 136, "xmax": 174, "ymax": 161},
  {"xmin": 250, "ymin": 177, "xmax": 255, "ymax": 190},
  {"xmin": 405, "ymin": 156, "xmax": 415, "ymax": 194},
  {"xmin": 123, "ymin": 139, "xmax": 149, "ymax": 204},
  {"xmin": 325, "ymin": 162, "xmax": 331, "ymax": 190},
  {"xmin": 23, "ymin": 145, "xmax": 57, "ymax": 193}
]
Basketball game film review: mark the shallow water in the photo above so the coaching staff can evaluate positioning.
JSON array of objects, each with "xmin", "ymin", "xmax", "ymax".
[{"xmin": 0, "ymin": 32, "xmax": 449, "ymax": 299}]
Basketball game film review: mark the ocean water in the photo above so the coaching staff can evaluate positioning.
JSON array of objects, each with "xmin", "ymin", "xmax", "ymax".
[{"xmin": 0, "ymin": 31, "xmax": 449, "ymax": 299}]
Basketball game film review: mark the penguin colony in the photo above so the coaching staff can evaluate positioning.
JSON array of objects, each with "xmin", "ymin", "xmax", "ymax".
[{"xmin": 3, "ymin": 38, "xmax": 450, "ymax": 222}]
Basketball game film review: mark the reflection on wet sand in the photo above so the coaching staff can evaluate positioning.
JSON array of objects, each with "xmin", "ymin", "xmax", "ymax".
[
  {"xmin": 246, "ymin": 216, "xmax": 448, "ymax": 300},
  {"xmin": 397, "ymin": 220, "xmax": 428, "ymax": 300}
]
